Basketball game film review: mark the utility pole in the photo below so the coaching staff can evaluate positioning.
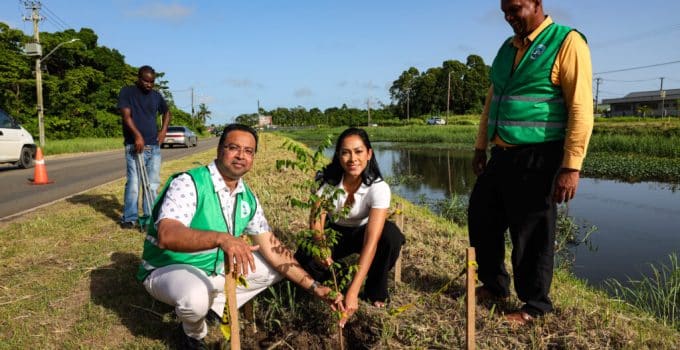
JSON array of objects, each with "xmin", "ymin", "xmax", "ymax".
[
  {"xmin": 406, "ymin": 88, "xmax": 411, "ymax": 121},
  {"xmin": 594, "ymin": 77, "xmax": 601, "ymax": 115},
  {"xmin": 659, "ymin": 77, "xmax": 666, "ymax": 119},
  {"xmin": 447, "ymin": 71, "xmax": 453, "ymax": 117},
  {"xmin": 24, "ymin": 1, "xmax": 45, "ymax": 147},
  {"xmin": 191, "ymin": 87, "xmax": 195, "ymax": 119},
  {"xmin": 367, "ymin": 98, "xmax": 371, "ymax": 126}
]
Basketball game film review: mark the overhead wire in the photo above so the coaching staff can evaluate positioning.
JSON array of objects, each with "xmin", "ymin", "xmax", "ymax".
[
  {"xmin": 42, "ymin": 3, "xmax": 72, "ymax": 31},
  {"xmin": 594, "ymin": 60, "xmax": 680, "ymax": 75}
]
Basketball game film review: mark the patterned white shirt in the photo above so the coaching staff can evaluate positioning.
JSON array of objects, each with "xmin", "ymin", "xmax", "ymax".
[{"xmin": 156, "ymin": 161, "xmax": 271, "ymax": 235}]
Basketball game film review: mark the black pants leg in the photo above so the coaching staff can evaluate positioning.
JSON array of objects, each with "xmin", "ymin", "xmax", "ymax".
[
  {"xmin": 294, "ymin": 220, "xmax": 405, "ymax": 302},
  {"xmin": 468, "ymin": 163, "xmax": 512, "ymax": 298},
  {"xmin": 361, "ymin": 221, "xmax": 405, "ymax": 302},
  {"xmin": 468, "ymin": 141, "xmax": 562, "ymax": 316}
]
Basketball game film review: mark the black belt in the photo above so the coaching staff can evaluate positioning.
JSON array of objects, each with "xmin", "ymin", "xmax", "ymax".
[{"xmin": 492, "ymin": 140, "xmax": 563, "ymax": 152}]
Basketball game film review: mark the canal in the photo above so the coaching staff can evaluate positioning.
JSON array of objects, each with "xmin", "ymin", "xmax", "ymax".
[{"xmin": 366, "ymin": 143, "xmax": 680, "ymax": 286}]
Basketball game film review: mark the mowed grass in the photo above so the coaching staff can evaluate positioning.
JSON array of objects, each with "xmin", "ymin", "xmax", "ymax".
[{"xmin": 0, "ymin": 133, "xmax": 679, "ymax": 349}]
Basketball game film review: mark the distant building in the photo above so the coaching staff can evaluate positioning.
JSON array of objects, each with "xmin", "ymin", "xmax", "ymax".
[
  {"xmin": 602, "ymin": 89, "xmax": 680, "ymax": 117},
  {"xmin": 258, "ymin": 115, "xmax": 272, "ymax": 128}
]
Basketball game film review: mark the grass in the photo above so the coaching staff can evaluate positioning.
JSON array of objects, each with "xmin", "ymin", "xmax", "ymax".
[
  {"xmin": 277, "ymin": 118, "xmax": 680, "ymax": 183},
  {"xmin": 1, "ymin": 133, "xmax": 679, "ymax": 349},
  {"xmin": 42, "ymin": 137, "xmax": 124, "ymax": 156},
  {"xmin": 41, "ymin": 133, "xmax": 212, "ymax": 156},
  {"xmin": 605, "ymin": 254, "xmax": 680, "ymax": 331}
]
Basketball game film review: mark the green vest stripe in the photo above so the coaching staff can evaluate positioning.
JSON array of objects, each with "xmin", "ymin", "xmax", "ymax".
[
  {"xmin": 136, "ymin": 165, "xmax": 257, "ymax": 281},
  {"xmin": 497, "ymin": 120, "xmax": 567, "ymax": 128},
  {"xmin": 488, "ymin": 23, "xmax": 584, "ymax": 144},
  {"xmin": 492, "ymin": 95, "xmax": 565, "ymax": 103}
]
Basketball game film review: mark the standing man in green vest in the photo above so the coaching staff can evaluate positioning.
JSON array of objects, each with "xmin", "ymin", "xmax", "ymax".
[
  {"xmin": 468, "ymin": 0, "xmax": 593, "ymax": 325},
  {"xmin": 137, "ymin": 124, "xmax": 343, "ymax": 349}
]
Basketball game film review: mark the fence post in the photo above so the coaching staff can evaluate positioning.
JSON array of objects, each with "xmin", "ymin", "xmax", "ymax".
[
  {"xmin": 466, "ymin": 247, "xmax": 476, "ymax": 350},
  {"xmin": 225, "ymin": 271, "xmax": 241, "ymax": 349},
  {"xmin": 243, "ymin": 300, "xmax": 257, "ymax": 334}
]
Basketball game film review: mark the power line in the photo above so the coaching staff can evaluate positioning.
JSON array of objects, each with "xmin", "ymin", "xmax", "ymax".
[
  {"xmin": 595, "ymin": 60, "xmax": 680, "ymax": 75},
  {"xmin": 42, "ymin": 4, "xmax": 70, "ymax": 31},
  {"xmin": 602, "ymin": 78, "xmax": 659, "ymax": 83}
]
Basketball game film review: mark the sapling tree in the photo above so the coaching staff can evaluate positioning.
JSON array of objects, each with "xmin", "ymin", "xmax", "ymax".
[{"xmin": 276, "ymin": 137, "xmax": 357, "ymax": 349}]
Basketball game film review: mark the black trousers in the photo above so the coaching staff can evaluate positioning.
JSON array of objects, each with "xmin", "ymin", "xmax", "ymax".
[
  {"xmin": 468, "ymin": 140, "xmax": 563, "ymax": 316},
  {"xmin": 294, "ymin": 220, "xmax": 405, "ymax": 302}
]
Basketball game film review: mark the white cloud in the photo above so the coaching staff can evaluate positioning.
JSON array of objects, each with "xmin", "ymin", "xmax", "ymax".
[
  {"xmin": 224, "ymin": 78, "xmax": 264, "ymax": 89},
  {"xmin": 294, "ymin": 88, "xmax": 313, "ymax": 98},
  {"xmin": 199, "ymin": 95, "xmax": 215, "ymax": 104},
  {"xmin": 125, "ymin": 2, "xmax": 193, "ymax": 21},
  {"xmin": 360, "ymin": 80, "xmax": 380, "ymax": 90}
]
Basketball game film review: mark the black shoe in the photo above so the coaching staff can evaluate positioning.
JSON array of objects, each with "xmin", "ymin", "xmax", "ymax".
[
  {"xmin": 119, "ymin": 221, "xmax": 138, "ymax": 230},
  {"xmin": 178, "ymin": 327, "xmax": 208, "ymax": 350}
]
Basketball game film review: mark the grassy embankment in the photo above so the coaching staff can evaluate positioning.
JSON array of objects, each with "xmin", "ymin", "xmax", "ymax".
[
  {"xmin": 41, "ymin": 132, "xmax": 212, "ymax": 157},
  {"xmin": 278, "ymin": 116, "xmax": 680, "ymax": 183},
  {"xmin": 1, "ymin": 132, "xmax": 678, "ymax": 349}
]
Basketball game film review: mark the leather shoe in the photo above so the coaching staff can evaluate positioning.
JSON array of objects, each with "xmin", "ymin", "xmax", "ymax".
[
  {"xmin": 504, "ymin": 310, "xmax": 534, "ymax": 326},
  {"xmin": 178, "ymin": 327, "xmax": 208, "ymax": 350}
]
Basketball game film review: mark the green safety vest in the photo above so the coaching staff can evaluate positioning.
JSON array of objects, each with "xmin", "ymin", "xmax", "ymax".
[
  {"xmin": 136, "ymin": 165, "xmax": 257, "ymax": 281},
  {"xmin": 488, "ymin": 23, "xmax": 585, "ymax": 144}
]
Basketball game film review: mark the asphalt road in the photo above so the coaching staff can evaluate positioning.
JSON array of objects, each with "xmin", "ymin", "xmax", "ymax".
[{"xmin": 0, "ymin": 137, "xmax": 219, "ymax": 220}]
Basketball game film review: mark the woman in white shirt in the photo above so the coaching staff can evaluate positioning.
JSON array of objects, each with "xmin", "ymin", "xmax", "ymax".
[{"xmin": 294, "ymin": 127, "xmax": 405, "ymax": 327}]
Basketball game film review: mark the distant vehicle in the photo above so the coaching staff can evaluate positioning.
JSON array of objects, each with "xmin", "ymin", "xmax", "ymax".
[
  {"xmin": 0, "ymin": 108, "xmax": 36, "ymax": 168},
  {"xmin": 162, "ymin": 126, "xmax": 198, "ymax": 148},
  {"xmin": 426, "ymin": 117, "xmax": 446, "ymax": 125}
]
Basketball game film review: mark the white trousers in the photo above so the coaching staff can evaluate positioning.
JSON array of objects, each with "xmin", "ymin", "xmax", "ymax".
[{"xmin": 142, "ymin": 252, "xmax": 283, "ymax": 340}]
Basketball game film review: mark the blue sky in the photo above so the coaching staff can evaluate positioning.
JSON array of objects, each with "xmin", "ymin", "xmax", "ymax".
[{"xmin": 2, "ymin": 0, "xmax": 680, "ymax": 124}]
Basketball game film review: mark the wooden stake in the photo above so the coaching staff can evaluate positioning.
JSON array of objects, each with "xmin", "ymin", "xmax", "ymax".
[
  {"xmin": 225, "ymin": 271, "xmax": 240, "ymax": 350},
  {"xmin": 243, "ymin": 300, "xmax": 257, "ymax": 334},
  {"xmin": 394, "ymin": 203, "xmax": 404, "ymax": 284},
  {"xmin": 466, "ymin": 247, "xmax": 476, "ymax": 350}
]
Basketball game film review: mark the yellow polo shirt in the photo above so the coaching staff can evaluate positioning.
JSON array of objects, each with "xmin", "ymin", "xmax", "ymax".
[{"xmin": 474, "ymin": 16, "xmax": 593, "ymax": 170}]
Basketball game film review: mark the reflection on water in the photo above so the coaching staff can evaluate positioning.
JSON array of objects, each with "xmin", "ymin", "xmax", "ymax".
[{"xmin": 368, "ymin": 143, "xmax": 680, "ymax": 286}]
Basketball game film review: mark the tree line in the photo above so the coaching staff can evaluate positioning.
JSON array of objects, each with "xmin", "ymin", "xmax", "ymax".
[
  {"xmin": 0, "ymin": 24, "xmax": 208, "ymax": 139},
  {"xmin": 236, "ymin": 54, "xmax": 490, "ymax": 127},
  {"xmin": 1, "ymin": 23, "xmax": 491, "ymax": 137}
]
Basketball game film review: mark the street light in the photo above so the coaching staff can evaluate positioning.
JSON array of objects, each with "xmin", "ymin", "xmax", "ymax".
[{"xmin": 35, "ymin": 38, "xmax": 80, "ymax": 147}]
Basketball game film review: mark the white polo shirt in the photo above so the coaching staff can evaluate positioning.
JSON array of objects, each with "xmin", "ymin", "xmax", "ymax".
[
  {"xmin": 156, "ymin": 161, "xmax": 271, "ymax": 235},
  {"xmin": 320, "ymin": 176, "xmax": 391, "ymax": 227}
]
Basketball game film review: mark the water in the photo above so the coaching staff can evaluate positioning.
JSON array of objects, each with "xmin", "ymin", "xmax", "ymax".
[{"xmin": 360, "ymin": 143, "xmax": 680, "ymax": 286}]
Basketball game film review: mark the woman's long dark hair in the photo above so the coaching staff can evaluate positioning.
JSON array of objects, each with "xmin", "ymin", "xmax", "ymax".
[{"xmin": 320, "ymin": 127, "xmax": 384, "ymax": 186}]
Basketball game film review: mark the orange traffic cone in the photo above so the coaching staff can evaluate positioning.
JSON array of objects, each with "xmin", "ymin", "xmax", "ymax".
[{"xmin": 30, "ymin": 147, "xmax": 53, "ymax": 185}]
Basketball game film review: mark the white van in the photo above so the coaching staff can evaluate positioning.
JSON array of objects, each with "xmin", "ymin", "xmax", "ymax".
[{"xmin": 0, "ymin": 108, "xmax": 36, "ymax": 168}]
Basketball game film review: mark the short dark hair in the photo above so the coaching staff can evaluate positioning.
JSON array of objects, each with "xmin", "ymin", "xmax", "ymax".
[
  {"xmin": 219, "ymin": 124, "xmax": 259, "ymax": 151},
  {"xmin": 138, "ymin": 65, "xmax": 155, "ymax": 77},
  {"xmin": 320, "ymin": 127, "xmax": 383, "ymax": 186}
]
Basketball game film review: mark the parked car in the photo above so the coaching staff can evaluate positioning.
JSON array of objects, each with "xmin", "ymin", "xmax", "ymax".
[
  {"xmin": 426, "ymin": 116, "xmax": 446, "ymax": 125},
  {"xmin": 162, "ymin": 126, "xmax": 198, "ymax": 148},
  {"xmin": 0, "ymin": 108, "xmax": 36, "ymax": 168}
]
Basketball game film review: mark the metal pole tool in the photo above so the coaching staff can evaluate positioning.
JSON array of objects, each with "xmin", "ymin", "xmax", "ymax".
[{"xmin": 135, "ymin": 151, "xmax": 154, "ymax": 231}]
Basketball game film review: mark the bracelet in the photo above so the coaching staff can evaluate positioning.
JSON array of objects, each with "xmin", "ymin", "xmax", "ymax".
[{"xmin": 309, "ymin": 280, "xmax": 320, "ymax": 293}]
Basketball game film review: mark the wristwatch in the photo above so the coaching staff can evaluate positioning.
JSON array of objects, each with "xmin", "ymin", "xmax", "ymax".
[{"xmin": 309, "ymin": 280, "xmax": 320, "ymax": 292}]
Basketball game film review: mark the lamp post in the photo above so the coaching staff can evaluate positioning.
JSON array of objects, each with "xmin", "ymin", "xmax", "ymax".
[{"xmin": 35, "ymin": 38, "xmax": 79, "ymax": 147}]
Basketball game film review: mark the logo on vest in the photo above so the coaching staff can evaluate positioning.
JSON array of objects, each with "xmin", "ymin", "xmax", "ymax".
[
  {"xmin": 240, "ymin": 201, "xmax": 251, "ymax": 218},
  {"xmin": 530, "ymin": 44, "xmax": 546, "ymax": 60}
]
